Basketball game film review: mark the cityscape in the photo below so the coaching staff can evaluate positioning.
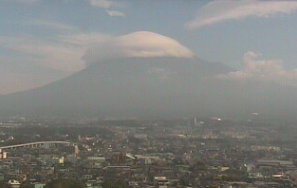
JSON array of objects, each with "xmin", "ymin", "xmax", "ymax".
[{"xmin": 0, "ymin": 116, "xmax": 295, "ymax": 188}]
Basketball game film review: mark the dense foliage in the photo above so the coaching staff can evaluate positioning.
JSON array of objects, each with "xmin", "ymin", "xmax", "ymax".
[
  {"xmin": 102, "ymin": 180, "xmax": 128, "ymax": 188},
  {"xmin": 44, "ymin": 179, "xmax": 85, "ymax": 188}
]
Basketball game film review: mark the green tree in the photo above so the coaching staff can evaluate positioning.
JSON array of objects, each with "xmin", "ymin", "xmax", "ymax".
[
  {"xmin": 102, "ymin": 180, "xmax": 127, "ymax": 188},
  {"xmin": 44, "ymin": 179, "xmax": 85, "ymax": 188},
  {"xmin": 20, "ymin": 182, "xmax": 34, "ymax": 188},
  {"xmin": 0, "ymin": 181, "xmax": 11, "ymax": 188}
]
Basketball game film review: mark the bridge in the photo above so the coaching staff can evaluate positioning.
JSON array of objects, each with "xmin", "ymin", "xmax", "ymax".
[{"xmin": 0, "ymin": 141, "xmax": 71, "ymax": 150}]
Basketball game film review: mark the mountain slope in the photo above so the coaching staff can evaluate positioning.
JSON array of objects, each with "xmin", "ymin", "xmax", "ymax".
[{"xmin": 1, "ymin": 57, "xmax": 297, "ymax": 119}]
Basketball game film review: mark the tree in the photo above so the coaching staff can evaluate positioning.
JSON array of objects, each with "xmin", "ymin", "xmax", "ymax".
[
  {"xmin": 102, "ymin": 180, "xmax": 127, "ymax": 188},
  {"xmin": 20, "ymin": 182, "xmax": 34, "ymax": 188},
  {"xmin": 44, "ymin": 179, "xmax": 85, "ymax": 188},
  {"xmin": 189, "ymin": 161, "xmax": 206, "ymax": 171},
  {"xmin": 0, "ymin": 181, "xmax": 11, "ymax": 188}
]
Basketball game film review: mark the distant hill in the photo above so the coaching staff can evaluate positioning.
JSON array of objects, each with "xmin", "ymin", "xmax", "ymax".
[{"xmin": 1, "ymin": 57, "xmax": 297, "ymax": 120}]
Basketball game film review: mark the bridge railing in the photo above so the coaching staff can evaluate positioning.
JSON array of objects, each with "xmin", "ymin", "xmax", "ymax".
[{"xmin": 0, "ymin": 141, "xmax": 71, "ymax": 150}]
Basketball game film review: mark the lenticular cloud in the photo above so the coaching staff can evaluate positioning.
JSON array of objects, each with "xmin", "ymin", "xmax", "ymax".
[{"xmin": 83, "ymin": 31, "xmax": 194, "ymax": 65}]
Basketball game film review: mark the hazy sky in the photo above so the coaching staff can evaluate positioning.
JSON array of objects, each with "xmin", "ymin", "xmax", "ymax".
[{"xmin": 1, "ymin": 0, "xmax": 297, "ymax": 94}]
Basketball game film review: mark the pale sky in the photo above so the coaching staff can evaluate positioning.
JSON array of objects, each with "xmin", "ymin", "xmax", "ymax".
[{"xmin": 1, "ymin": 0, "xmax": 297, "ymax": 94}]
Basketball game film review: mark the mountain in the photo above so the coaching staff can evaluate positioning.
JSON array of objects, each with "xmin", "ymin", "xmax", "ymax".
[{"xmin": 1, "ymin": 57, "xmax": 297, "ymax": 120}]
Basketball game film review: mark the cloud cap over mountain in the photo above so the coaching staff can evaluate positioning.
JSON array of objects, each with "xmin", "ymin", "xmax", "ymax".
[{"xmin": 83, "ymin": 31, "xmax": 195, "ymax": 65}]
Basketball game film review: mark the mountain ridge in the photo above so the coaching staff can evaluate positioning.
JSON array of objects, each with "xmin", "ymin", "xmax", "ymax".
[{"xmin": 1, "ymin": 57, "xmax": 297, "ymax": 120}]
